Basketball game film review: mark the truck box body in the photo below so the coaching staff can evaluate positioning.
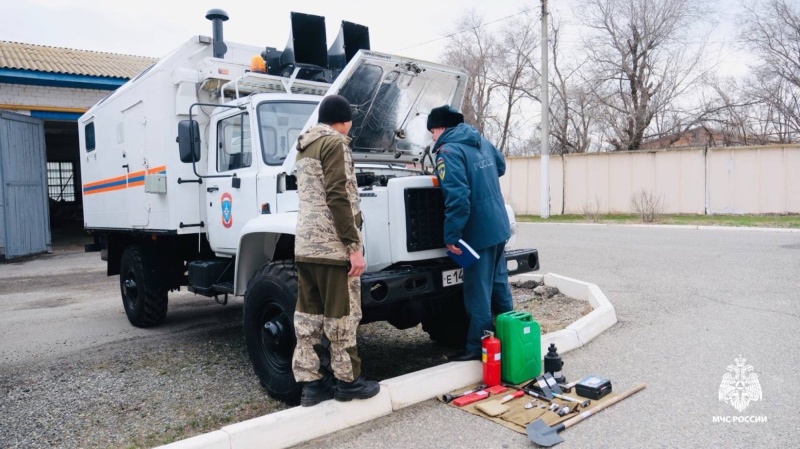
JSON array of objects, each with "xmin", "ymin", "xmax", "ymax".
[{"xmin": 79, "ymin": 36, "xmax": 327, "ymax": 236}]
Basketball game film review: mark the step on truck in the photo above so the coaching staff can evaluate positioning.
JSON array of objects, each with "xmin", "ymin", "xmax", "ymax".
[{"xmin": 79, "ymin": 9, "xmax": 540, "ymax": 404}]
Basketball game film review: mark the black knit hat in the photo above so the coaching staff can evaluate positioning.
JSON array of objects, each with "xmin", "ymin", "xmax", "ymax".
[
  {"xmin": 318, "ymin": 95, "xmax": 353, "ymax": 124},
  {"xmin": 427, "ymin": 105, "xmax": 464, "ymax": 130}
]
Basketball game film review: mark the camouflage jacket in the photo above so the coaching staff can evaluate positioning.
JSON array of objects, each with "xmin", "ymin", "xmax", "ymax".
[{"xmin": 295, "ymin": 124, "xmax": 362, "ymax": 266}]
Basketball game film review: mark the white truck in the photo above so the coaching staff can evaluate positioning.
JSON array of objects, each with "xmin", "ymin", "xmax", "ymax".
[{"xmin": 79, "ymin": 9, "xmax": 539, "ymax": 403}]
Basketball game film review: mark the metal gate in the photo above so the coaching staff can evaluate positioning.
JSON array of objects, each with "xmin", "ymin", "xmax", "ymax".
[{"xmin": 0, "ymin": 111, "xmax": 51, "ymax": 260}]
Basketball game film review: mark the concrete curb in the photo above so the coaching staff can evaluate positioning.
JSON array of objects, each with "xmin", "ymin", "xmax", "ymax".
[
  {"xmin": 155, "ymin": 272, "xmax": 615, "ymax": 449},
  {"xmin": 510, "ymin": 273, "xmax": 618, "ymax": 353},
  {"xmin": 223, "ymin": 388, "xmax": 393, "ymax": 449}
]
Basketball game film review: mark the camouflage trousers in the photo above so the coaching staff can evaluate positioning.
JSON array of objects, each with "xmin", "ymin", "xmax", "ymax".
[{"xmin": 292, "ymin": 262, "xmax": 362, "ymax": 383}]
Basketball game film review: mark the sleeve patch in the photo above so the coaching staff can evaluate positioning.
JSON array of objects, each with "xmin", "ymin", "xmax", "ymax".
[{"xmin": 435, "ymin": 157, "xmax": 446, "ymax": 179}]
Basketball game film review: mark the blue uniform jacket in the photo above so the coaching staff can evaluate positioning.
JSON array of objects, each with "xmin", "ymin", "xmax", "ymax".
[{"xmin": 433, "ymin": 123, "xmax": 511, "ymax": 250}]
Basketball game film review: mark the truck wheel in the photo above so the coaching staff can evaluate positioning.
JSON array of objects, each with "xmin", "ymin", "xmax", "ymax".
[
  {"xmin": 421, "ymin": 286, "xmax": 469, "ymax": 348},
  {"xmin": 244, "ymin": 261, "xmax": 301, "ymax": 405},
  {"xmin": 119, "ymin": 245, "xmax": 168, "ymax": 327}
]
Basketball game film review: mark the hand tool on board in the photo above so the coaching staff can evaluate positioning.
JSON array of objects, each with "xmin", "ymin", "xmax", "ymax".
[
  {"xmin": 441, "ymin": 384, "xmax": 486, "ymax": 404},
  {"xmin": 485, "ymin": 385, "xmax": 508, "ymax": 395},
  {"xmin": 524, "ymin": 373, "xmax": 563, "ymax": 399},
  {"xmin": 503, "ymin": 383, "xmax": 553, "ymax": 403},
  {"xmin": 499, "ymin": 390, "xmax": 525, "ymax": 404},
  {"xmin": 526, "ymin": 383, "xmax": 646, "ymax": 447},
  {"xmin": 452, "ymin": 389, "xmax": 491, "ymax": 407},
  {"xmin": 551, "ymin": 393, "xmax": 591, "ymax": 408},
  {"xmin": 556, "ymin": 380, "xmax": 580, "ymax": 393},
  {"xmin": 556, "ymin": 406, "xmax": 571, "ymax": 417}
]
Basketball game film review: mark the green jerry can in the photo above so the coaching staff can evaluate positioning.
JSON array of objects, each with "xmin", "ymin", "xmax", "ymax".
[{"xmin": 496, "ymin": 310, "xmax": 542, "ymax": 384}]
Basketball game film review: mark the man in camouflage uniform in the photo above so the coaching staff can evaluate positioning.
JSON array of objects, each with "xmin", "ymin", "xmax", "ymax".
[{"xmin": 292, "ymin": 94, "xmax": 380, "ymax": 406}]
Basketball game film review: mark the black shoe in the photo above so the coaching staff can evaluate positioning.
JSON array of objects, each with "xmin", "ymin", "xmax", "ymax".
[
  {"xmin": 334, "ymin": 376, "xmax": 380, "ymax": 402},
  {"xmin": 300, "ymin": 378, "xmax": 335, "ymax": 407},
  {"xmin": 447, "ymin": 350, "xmax": 481, "ymax": 362}
]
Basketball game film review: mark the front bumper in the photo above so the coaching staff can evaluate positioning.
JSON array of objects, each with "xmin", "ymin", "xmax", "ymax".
[{"xmin": 360, "ymin": 248, "xmax": 539, "ymax": 309}]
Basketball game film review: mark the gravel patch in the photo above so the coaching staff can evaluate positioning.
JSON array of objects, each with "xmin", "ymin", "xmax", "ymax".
[
  {"xmin": 0, "ymin": 279, "xmax": 590, "ymax": 448},
  {"xmin": 0, "ymin": 323, "xmax": 284, "ymax": 449},
  {"xmin": 510, "ymin": 280, "xmax": 594, "ymax": 334}
]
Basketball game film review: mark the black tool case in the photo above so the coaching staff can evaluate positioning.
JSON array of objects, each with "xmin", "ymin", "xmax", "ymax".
[{"xmin": 575, "ymin": 376, "xmax": 612, "ymax": 400}]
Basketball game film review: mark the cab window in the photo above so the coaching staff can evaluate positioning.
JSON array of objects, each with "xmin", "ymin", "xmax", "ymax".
[
  {"xmin": 217, "ymin": 112, "xmax": 251, "ymax": 172},
  {"xmin": 257, "ymin": 101, "xmax": 317, "ymax": 165}
]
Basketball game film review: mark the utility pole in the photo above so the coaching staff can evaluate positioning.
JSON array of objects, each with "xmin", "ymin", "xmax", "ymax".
[{"xmin": 540, "ymin": 0, "xmax": 550, "ymax": 218}]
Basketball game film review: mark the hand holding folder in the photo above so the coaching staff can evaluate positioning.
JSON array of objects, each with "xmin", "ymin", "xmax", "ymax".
[{"xmin": 446, "ymin": 239, "xmax": 481, "ymax": 268}]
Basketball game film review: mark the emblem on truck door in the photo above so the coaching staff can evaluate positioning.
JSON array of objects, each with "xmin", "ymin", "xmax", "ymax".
[{"xmin": 221, "ymin": 193, "xmax": 233, "ymax": 228}]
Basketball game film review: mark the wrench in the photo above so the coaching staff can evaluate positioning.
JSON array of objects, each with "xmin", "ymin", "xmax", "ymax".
[
  {"xmin": 552, "ymin": 393, "xmax": 591, "ymax": 408},
  {"xmin": 503, "ymin": 384, "xmax": 553, "ymax": 403}
]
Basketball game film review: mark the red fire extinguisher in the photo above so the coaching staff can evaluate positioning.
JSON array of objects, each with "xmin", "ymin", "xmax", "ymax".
[{"xmin": 482, "ymin": 331, "xmax": 501, "ymax": 387}]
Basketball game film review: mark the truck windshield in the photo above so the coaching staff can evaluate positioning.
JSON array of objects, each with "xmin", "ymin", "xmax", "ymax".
[{"xmin": 257, "ymin": 101, "xmax": 317, "ymax": 165}]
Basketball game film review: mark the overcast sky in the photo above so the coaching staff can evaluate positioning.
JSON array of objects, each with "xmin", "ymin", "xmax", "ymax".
[{"xmin": 4, "ymin": 0, "xmax": 749, "ymax": 76}]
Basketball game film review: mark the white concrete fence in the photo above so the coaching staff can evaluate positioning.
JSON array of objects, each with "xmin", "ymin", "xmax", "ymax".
[{"xmin": 501, "ymin": 144, "xmax": 800, "ymax": 215}]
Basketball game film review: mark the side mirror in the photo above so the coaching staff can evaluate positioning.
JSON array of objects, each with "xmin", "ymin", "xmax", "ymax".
[{"xmin": 178, "ymin": 120, "xmax": 201, "ymax": 163}]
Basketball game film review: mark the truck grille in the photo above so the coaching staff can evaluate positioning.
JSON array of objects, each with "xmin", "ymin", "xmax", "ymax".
[{"xmin": 404, "ymin": 187, "xmax": 445, "ymax": 252}]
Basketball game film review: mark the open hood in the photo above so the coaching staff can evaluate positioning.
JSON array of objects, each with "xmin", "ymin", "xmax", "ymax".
[{"xmin": 282, "ymin": 50, "xmax": 468, "ymax": 172}]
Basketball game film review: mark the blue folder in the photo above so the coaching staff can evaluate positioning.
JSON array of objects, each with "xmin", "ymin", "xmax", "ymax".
[{"xmin": 446, "ymin": 239, "xmax": 481, "ymax": 268}]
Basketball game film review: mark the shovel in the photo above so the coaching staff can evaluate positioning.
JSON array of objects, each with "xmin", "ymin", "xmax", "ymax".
[{"xmin": 526, "ymin": 383, "xmax": 646, "ymax": 447}]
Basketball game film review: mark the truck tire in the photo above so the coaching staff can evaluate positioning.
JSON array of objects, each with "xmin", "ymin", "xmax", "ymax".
[
  {"xmin": 119, "ymin": 245, "xmax": 168, "ymax": 327},
  {"xmin": 243, "ymin": 261, "xmax": 302, "ymax": 405},
  {"xmin": 421, "ymin": 286, "xmax": 469, "ymax": 348}
]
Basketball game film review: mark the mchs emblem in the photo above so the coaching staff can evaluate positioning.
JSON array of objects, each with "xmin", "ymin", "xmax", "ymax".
[
  {"xmin": 719, "ymin": 356, "xmax": 762, "ymax": 413},
  {"xmin": 221, "ymin": 193, "xmax": 233, "ymax": 228}
]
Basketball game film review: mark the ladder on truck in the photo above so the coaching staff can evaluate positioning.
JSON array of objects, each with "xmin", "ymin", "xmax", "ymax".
[{"xmin": 219, "ymin": 69, "xmax": 332, "ymax": 102}]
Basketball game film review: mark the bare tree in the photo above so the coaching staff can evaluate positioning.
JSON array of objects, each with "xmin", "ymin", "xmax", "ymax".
[
  {"xmin": 487, "ymin": 9, "xmax": 541, "ymax": 154},
  {"xmin": 440, "ymin": 10, "xmax": 499, "ymax": 137},
  {"xmin": 705, "ymin": 73, "xmax": 797, "ymax": 145},
  {"xmin": 702, "ymin": 76, "xmax": 753, "ymax": 146},
  {"xmin": 739, "ymin": 0, "xmax": 800, "ymax": 140},
  {"xmin": 548, "ymin": 21, "xmax": 598, "ymax": 154},
  {"xmin": 441, "ymin": 9, "xmax": 543, "ymax": 154},
  {"xmin": 578, "ymin": 0, "xmax": 712, "ymax": 151}
]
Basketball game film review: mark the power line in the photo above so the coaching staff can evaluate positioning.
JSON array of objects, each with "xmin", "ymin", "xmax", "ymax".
[
  {"xmin": 394, "ymin": 7, "xmax": 535, "ymax": 52},
  {"xmin": 394, "ymin": 8, "xmax": 737, "ymax": 53}
]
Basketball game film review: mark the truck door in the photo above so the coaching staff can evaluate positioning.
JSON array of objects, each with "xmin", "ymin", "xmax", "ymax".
[
  {"xmin": 206, "ymin": 111, "xmax": 259, "ymax": 253},
  {"xmin": 122, "ymin": 102, "xmax": 149, "ymax": 226}
]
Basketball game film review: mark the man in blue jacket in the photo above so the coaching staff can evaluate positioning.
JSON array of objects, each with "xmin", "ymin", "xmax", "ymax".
[{"xmin": 427, "ymin": 105, "xmax": 514, "ymax": 361}]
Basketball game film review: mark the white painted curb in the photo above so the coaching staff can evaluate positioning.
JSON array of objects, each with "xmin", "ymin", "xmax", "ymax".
[
  {"xmin": 381, "ymin": 360, "xmax": 481, "ymax": 410},
  {"xmin": 510, "ymin": 273, "xmax": 617, "ymax": 354},
  {"xmin": 223, "ymin": 388, "xmax": 393, "ymax": 449},
  {"xmin": 155, "ymin": 431, "xmax": 229, "ymax": 449},
  {"xmin": 155, "ymin": 272, "xmax": 615, "ymax": 449}
]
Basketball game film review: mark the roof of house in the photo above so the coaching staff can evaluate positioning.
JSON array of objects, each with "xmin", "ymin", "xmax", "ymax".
[{"xmin": 0, "ymin": 40, "xmax": 157, "ymax": 79}]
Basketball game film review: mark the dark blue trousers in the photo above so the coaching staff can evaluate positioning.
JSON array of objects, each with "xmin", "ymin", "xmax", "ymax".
[{"xmin": 463, "ymin": 241, "xmax": 513, "ymax": 353}]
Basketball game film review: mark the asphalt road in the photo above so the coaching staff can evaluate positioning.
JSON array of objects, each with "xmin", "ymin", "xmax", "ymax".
[
  {"xmin": 295, "ymin": 223, "xmax": 800, "ymax": 449},
  {"xmin": 0, "ymin": 250, "xmax": 243, "ymax": 367}
]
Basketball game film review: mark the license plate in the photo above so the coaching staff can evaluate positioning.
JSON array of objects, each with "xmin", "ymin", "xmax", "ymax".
[{"xmin": 442, "ymin": 268, "xmax": 464, "ymax": 287}]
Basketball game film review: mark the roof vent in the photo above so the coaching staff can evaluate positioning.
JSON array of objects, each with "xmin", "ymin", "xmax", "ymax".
[{"xmin": 205, "ymin": 8, "xmax": 229, "ymax": 59}]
